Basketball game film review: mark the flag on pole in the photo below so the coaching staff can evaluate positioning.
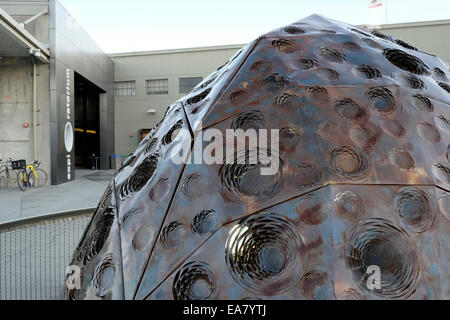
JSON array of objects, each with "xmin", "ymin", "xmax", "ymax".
[{"xmin": 368, "ymin": 0, "xmax": 383, "ymax": 8}]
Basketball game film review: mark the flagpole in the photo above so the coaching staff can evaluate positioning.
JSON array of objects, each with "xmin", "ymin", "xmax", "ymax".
[{"xmin": 385, "ymin": 0, "xmax": 388, "ymax": 24}]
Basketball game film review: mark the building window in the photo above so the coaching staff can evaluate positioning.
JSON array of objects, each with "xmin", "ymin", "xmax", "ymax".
[
  {"xmin": 146, "ymin": 79, "xmax": 168, "ymax": 95},
  {"xmin": 115, "ymin": 81, "xmax": 136, "ymax": 96},
  {"xmin": 179, "ymin": 77, "xmax": 203, "ymax": 94}
]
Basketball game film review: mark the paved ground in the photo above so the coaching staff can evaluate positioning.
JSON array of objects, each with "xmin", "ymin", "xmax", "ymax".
[{"xmin": 0, "ymin": 169, "xmax": 114, "ymax": 223}]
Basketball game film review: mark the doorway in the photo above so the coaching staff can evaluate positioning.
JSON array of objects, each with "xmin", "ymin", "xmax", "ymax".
[{"xmin": 74, "ymin": 72, "xmax": 104, "ymax": 169}]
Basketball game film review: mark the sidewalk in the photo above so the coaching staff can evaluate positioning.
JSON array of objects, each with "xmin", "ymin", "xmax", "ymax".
[{"xmin": 0, "ymin": 169, "xmax": 114, "ymax": 224}]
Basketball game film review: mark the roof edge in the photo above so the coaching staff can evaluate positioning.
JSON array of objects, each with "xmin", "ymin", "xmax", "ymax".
[
  {"xmin": 0, "ymin": 7, "xmax": 50, "ymax": 62},
  {"xmin": 108, "ymin": 43, "xmax": 246, "ymax": 58}
]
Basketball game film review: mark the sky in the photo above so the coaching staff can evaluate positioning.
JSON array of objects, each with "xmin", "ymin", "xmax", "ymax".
[{"xmin": 57, "ymin": 0, "xmax": 450, "ymax": 54}]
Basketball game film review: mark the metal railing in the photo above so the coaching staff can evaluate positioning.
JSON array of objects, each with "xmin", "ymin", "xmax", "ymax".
[{"xmin": 0, "ymin": 209, "xmax": 94, "ymax": 300}]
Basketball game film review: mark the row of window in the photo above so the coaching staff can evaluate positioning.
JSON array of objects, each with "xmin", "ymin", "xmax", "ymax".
[{"xmin": 114, "ymin": 77, "xmax": 203, "ymax": 96}]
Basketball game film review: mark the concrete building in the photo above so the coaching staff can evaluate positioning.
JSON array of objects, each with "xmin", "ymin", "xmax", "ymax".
[
  {"xmin": 0, "ymin": 0, "xmax": 114, "ymax": 185},
  {"xmin": 110, "ymin": 45, "xmax": 244, "ymax": 156}
]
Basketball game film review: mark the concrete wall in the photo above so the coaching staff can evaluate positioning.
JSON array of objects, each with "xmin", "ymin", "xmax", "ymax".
[
  {"xmin": 367, "ymin": 20, "xmax": 450, "ymax": 63},
  {"xmin": 111, "ymin": 45, "xmax": 243, "ymax": 155},
  {"xmin": 0, "ymin": 58, "xmax": 50, "ymax": 178}
]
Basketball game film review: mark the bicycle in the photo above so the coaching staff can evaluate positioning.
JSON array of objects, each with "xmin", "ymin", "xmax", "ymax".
[
  {"xmin": 17, "ymin": 160, "xmax": 48, "ymax": 191},
  {"xmin": 0, "ymin": 158, "xmax": 12, "ymax": 188}
]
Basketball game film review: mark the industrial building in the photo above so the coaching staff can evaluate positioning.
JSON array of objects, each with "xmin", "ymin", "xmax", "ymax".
[
  {"xmin": 0, "ymin": 0, "xmax": 114, "ymax": 185},
  {"xmin": 1, "ymin": 0, "xmax": 449, "ymax": 185}
]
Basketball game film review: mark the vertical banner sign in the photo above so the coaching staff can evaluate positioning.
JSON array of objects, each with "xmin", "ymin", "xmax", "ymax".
[{"xmin": 64, "ymin": 68, "xmax": 74, "ymax": 180}]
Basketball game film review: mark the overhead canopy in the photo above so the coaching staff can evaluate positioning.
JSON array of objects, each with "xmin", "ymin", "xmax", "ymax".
[{"xmin": 0, "ymin": 8, "xmax": 49, "ymax": 63}]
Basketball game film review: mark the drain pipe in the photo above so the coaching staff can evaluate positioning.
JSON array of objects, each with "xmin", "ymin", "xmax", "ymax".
[{"xmin": 33, "ymin": 62, "xmax": 38, "ymax": 161}]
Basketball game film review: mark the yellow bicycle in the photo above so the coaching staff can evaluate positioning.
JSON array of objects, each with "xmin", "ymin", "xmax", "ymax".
[{"xmin": 17, "ymin": 160, "xmax": 48, "ymax": 191}]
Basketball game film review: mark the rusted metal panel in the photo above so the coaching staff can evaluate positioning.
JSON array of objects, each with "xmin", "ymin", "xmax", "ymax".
[{"xmin": 67, "ymin": 14, "xmax": 449, "ymax": 300}]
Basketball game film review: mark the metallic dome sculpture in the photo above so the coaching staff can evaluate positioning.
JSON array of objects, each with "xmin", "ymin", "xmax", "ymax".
[{"xmin": 65, "ymin": 14, "xmax": 449, "ymax": 300}]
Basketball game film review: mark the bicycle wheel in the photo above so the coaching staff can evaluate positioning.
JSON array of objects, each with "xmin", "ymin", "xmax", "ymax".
[
  {"xmin": 29, "ymin": 168, "xmax": 48, "ymax": 187},
  {"xmin": 0, "ymin": 165, "xmax": 9, "ymax": 188},
  {"xmin": 17, "ymin": 169, "xmax": 30, "ymax": 191}
]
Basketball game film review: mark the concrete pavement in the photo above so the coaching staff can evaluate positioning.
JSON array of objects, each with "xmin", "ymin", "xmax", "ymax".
[{"xmin": 0, "ymin": 169, "xmax": 114, "ymax": 223}]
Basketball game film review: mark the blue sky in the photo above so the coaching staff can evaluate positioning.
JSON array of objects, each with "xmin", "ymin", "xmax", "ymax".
[{"xmin": 58, "ymin": 0, "xmax": 450, "ymax": 53}]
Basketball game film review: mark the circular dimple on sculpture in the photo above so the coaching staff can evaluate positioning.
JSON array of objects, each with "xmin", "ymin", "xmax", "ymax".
[
  {"xmin": 132, "ymin": 224, "xmax": 154, "ymax": 251},
  {"xmin": 349, "ymin": 126, "xmax": 377, "ymax": 149},
  {"xmin": 181, "ymin": 173, "xmax": 205, "ymax": 200},
  {"xmin": 249, "ymin": 60, "xmax": 273, "ymax": 75},
  {"xmin": 343, "ymin": 42, "xmax": 361, "ymax": 51},
  {"xmin": 388, "ymin": 149, "xmax": 415, "ymax": 170},
  {"xmin": 330, "ymin": 146, "xmax": 370, "ymax": 180},
  {"xmin": 218, "ymin": 149, "xmax": 284, "ymax": 202},
  {"xmin": 395, "ymin": 39, "xmax": 417, "ymax": 51},
  {"xmin": 352, "ymin": 64, "xmax": 382, "ymax": 79},
  {"xmin": 334, "ymin": 98, "xmax": 366, "ymax": 121},
  {"xmin": 149, "ymin": 178, "xmax": 170, "ymax": 202},
  {"xmin": 162, "ymin": 120, "xmax": 183, "ymax": 145},
  {"xmin": 255, "ymin": 73, "xmax": 289, "ymax": 92},
  {"xmin": 225, "ymin": 212, "xmax": 303, "ymax": 295},
  {"xmin": 274, "ymin": 92, "xmax": 298, "ymax": 107},
  {"xmin": 284, "ymin": 26, "xmax": 305, "ymax": 34},
  {"xmin": 383, "ymin": 48, "xmax": 429, "ymax": 75},
  {"xmin": 438, "ymin": 193, "xmax": 450, "ymax": 220},
  {"xmin": 318, "ymin": 47, "xmax": 346, "ymax": 63},
  {"xmin": 345, "ymin": 218, "xmax": 420, "ymax": 299},
  {"xmin": 185, "ymin": 88, "xmax": 211, "ymax": 105},
  {"xmin": 231, "ymin": 110, "xmax": 265, "ymax": 131},
  {"xmin": 435, "ymin": 115, "xmax": 450, "ymax": 134},
  {"xmin": 145, "ymin": 137, "xmax": 158, "ymax": 154},
  {"xmin": 433, "ymin": 67, "xmax": 448, "ymax": 81},
  {"xmin": 416, "ymin": 122, "xmax": 440, "ymax": 143},
  {"xmin": 437, "ymin": 81, "xmax": 450, "ymax": 93},
  {"xmin": 297, "ymin": 58, "xmax": 319, "ymax": 70},
  {"xmin": 380, "ymin": 118, "xmax": 405, "ymax": 138},
  {"xmin": 172, "ymin": 261, "xmax": 216, "ymax": 300},
  {"xmin": 192, "ymin": 209, "xmax": 219, "ymax": 235},
  {"xmin": 341, "ymin": 288, "xmax": 366, "ymax": 300},
  {"xmin": 298, "ymin": 270, "xmax": 335, "ymax": 300},
  {"xmin": 229, "ymin": 89, "xmax": 246, "ymax": 105},
  {"xmin": 119, "ymin": 152, "xmax": 160, "ymax": 200},
  {"xmin": 317, "ymin": 68, "xmax": 340, "ymax": 81},
  {"xmin": 305, "ymin": 86, "xmax": 329, "ymax": 104},
  {"xmin": 296, "ymin": 194, "xmax": 327, "ymax": 225},
  {"xmin": 279, "ymin": 127, "xmax": 301, "ymax": 150},
  {"xmin": 272, "ymin": 39, "xmax": 297, "ymax": 53},
  {"xmin": 367, "ymin": 87, "xmax": 398, "ymax": 114},
  {"xmin": 291, "ymin": 163, "xmax": 321, "ymax": 188},
  {"xmin": 362, "ymin": 37, "xmax": 384, "ymax": 50},
  {"xmin": 394, "ymin": 188, "xmax": 435, "ymax": 232},
  {"xmin": 334, "ymin": 191, "xmax": 365, "ymax": 223},
  {"xmin": 160, "ymin": 221, "xmax": 186, "ymax": 249},
  {"xmin": 372, "ymin": 30, "xmax": 391, "ymax": 40},
  {"xmin": 396, "ymin": 73, "xmax": 425, "ymax": 90},
  {"xmin": 411, "ymin": 94, "xmax": 433, "ymax": 112},
  {"xmin": 432, "ymin": 163, "xmax": 450, "ymax": 184},
  {"xmin": 92, "ymin": 253, "xmax": 115, "ymax": 298}
]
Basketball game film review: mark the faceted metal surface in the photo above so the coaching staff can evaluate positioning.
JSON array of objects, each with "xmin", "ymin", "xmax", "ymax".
[{"xmin": 65, "ymin": 14, "xmax": 449, "ymax": 300}]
